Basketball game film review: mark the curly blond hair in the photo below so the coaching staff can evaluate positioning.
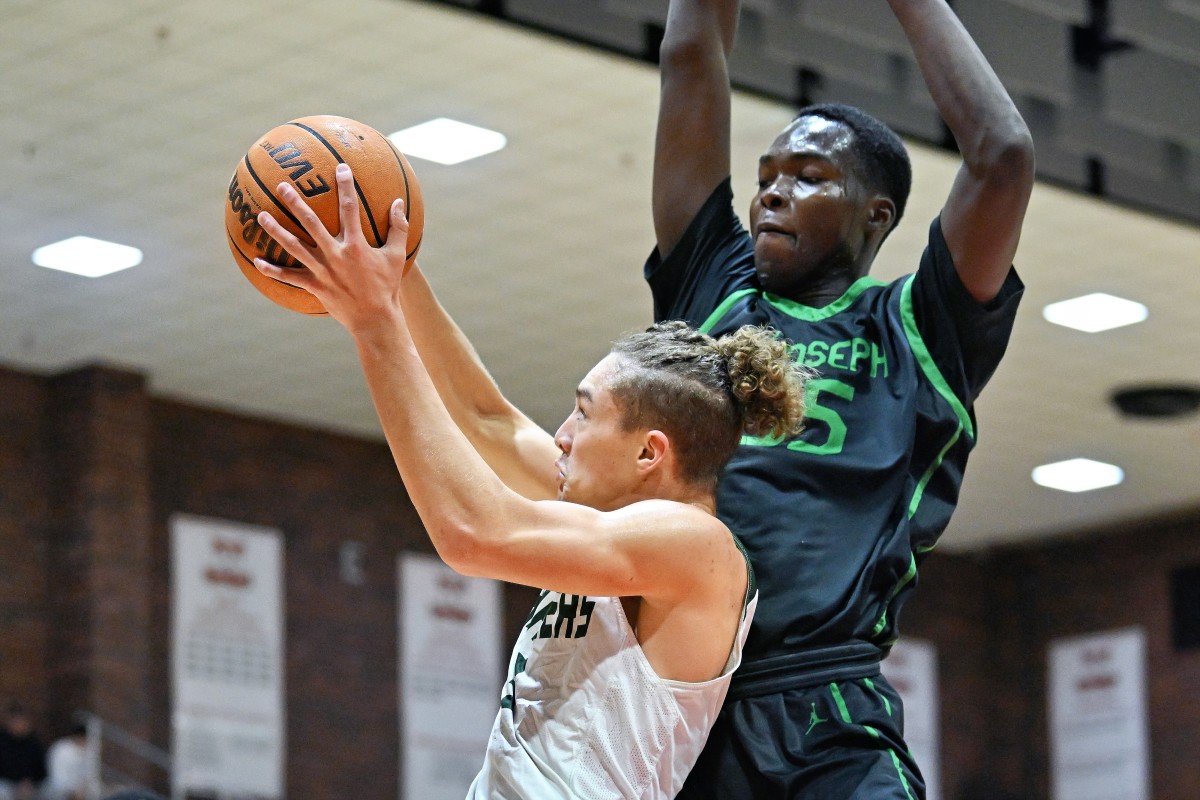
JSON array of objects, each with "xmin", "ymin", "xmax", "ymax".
[{"xmin": 608, "ymin": 321, "xmax": 812, "ymax": 488}]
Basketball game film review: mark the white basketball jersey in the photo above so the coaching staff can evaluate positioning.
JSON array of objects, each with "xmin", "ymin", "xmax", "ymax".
[{"xmin": 466, "ymin": 580, "xmax": 757, "ymax": 800}]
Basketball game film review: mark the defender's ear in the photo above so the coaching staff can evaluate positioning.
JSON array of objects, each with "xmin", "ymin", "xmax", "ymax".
[{"xmin": 867, "ymin": 195, "xmax": 896, "ymax": 234}]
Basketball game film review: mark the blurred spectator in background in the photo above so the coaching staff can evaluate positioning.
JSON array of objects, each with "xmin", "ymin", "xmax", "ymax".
[
  {"xmin": 42, "ymin": 724, "xmax": 89, "ymax": 800},
  {"xmin": 0, "ymin": 703, "xmax": 46, "ymax": 800}
]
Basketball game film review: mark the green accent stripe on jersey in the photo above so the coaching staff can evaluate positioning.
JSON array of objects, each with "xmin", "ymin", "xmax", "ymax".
[
  {"xmin": 907, "ymin": 422, "xmax": 964, "ymax": 521},
  {"xmin": 698, "ymin": 276, "xmax": 886, "ymax": 334},
  {"xmin": 863, "ymin": 677, "xmax": 892, "ymax": 716},
  {"xmin": 698, "ymin": 289, "xmax": 758, "ymax": 334},
  {"xmin": 762, "ymin": 276, "xmax": 886, "ymax": 322},
  {"xmin": 828, "ymin": 683, "xmax": 916, "ymax": 800},
  {"xmin": 871, "ymin": 553, "xmax": 918, "ymax": 637},
  {"xmin": 899, "ymin": 275, "xmax": 975, "ymax": 441}
]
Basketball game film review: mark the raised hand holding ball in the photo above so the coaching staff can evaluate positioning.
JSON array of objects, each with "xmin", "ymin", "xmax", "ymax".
[{"xmin": 225, "ymin": 115, "xmax": 423, "ymax": 314}]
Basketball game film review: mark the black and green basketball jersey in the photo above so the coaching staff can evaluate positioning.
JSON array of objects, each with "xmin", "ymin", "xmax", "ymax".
[{"xmin": 645, "ymin": 179, "xmax": 1022, "ymax": 689}]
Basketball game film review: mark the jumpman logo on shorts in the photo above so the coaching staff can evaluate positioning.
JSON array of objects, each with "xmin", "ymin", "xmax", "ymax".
[{"xmin": 805, "ymin": 702, "xmax": 828, "ymax": 735}]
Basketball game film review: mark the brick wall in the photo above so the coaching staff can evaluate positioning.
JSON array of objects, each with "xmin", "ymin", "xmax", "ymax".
[
  {"xmin": 0, "ymin": 367, "xmax": 52, "ymax": 723},
  {"xmin": 1003, "ymin": 517, "xmax": 1200, "ymax": 800},
  {"xmin": 145, "ymin": 397, "xmax": 540, "ymax": 796},
  {"xmin": 44, "ymin": 366, "xmax": 156, "ymax": 767},
  {"xmin": 2, "ymin": 361, "xmax": 1198, "ymax": 799},
  {"xmin": 904, "ymin": 515, "xmax": 1200, "ymax": 800},
  {"xmin": 1, "ymin": 363, "xmax": 538, "ymax": 798}
]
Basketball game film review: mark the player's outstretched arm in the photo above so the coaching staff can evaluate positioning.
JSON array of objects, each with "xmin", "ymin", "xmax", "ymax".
[
  {"xmin": 888, "ymin": 0, "xmax": 1035, "ymax": 303},
  {"xmin": 398, "ymin": 264, "xmax": 559, "ymax": 500},
  {"xmin": 653, "ymin": 0, "xmax": 740, "ymax": 258},
  {"xmin": 253, "ymin": 164, "xmax": 559, "ymax": 500},
  {"xmin": 253, "ymin": 172, "xmax": 735, "ymax": 602},
  {"xmin": 351, "ymin": 309, "xmax": 731, "ymax": 601},
  {"xmin": 354, "ymin": 310, "xmax": 748, "ymax": 687}
]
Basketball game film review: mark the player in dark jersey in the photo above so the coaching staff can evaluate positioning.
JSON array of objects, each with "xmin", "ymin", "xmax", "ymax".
[{"xmin": 650, "ymin": 1, "xmax": 1035, "ymax": 797}]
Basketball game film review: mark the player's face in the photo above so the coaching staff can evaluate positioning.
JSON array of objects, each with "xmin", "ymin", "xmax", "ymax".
[
  {"xmin": 553, "ymin": 354, "xmax": 645, "ymax": 512},
  {"xmin": 750, "ymin": 116, "xmax": 875, "ymax": 298}
]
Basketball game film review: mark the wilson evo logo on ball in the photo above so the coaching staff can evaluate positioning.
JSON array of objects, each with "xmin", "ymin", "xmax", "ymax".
[
  {"xmin": 224, "ymin": 115, "xmax": 424, "ymax": 316},
  {"xmin": 258, "ymin": 140, "xmax": 331, "ymax": 198},
  {"xmin": 227, "ymin": 173, "xmax": 301, "ymax": 270}
]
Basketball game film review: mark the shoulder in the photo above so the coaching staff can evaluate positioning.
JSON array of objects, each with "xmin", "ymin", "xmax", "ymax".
[
  {"xmin": 618, "ymin": 500, "xmax": 744, "ymax": 586},
  {"xmin": 912, "ymin": 215, "xmax": 1023, "ymax": 308},
  {"xmin": 647, "ymin": 179, "xmax": 752, "ymax": 283},
  {"xmin": 610, "ymin": 500, "xmax": 738, "ymax": 567},
  {"xmin": 613, "ymin": 498, "xmax": 729, "ymax": 538}
]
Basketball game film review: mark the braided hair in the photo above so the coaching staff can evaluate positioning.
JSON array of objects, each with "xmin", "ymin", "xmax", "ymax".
[{"xmin": 607, "ymin": 321, "xmax": 812, "ymax": 488}]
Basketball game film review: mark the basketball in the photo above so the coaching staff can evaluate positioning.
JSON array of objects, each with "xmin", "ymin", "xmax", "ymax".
[{"xmin": 224, "ymin": 115, "xmax": 424, "ymax": 315}]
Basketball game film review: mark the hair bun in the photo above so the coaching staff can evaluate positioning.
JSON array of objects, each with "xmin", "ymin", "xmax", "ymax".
[{"xmin": 716, "ymin": 326, "xmax": 812, "ymax": 440}]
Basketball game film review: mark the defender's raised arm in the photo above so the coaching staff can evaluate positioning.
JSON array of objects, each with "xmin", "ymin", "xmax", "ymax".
[
  {"xmin": 653, "ymin": 0, "xmax": 741, "ymax": 258},
  {"xmin": 888, "ymin": 0, "xmax": 1035, "ymax": 302}
]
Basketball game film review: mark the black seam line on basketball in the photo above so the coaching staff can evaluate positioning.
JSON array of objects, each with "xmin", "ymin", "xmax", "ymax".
[
  {"xmin": 227, "ymin": 231, "xmax": 304, "ymax": 291},
  {"xmin": 381, "ymin": 135, "xmax": 413, "ymax": 219},
  {"xmin": 287, "ymin": 121, "xmax": 385, "ymax": 248},
  {"xmin": 406, "ymin": 232, "xmax": 423, "ymax": 261},
  {"xmin": 244, "ymin": 155, "xmax": 308, "ymax": 235}
]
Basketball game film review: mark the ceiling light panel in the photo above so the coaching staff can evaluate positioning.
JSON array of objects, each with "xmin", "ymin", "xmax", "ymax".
[
  {"xmin": 1032, "ymin": 458, "xmax": 1125, "ymax": 493},
  {"xmin": 32, "ymin": 236, "xmax": 143, "ymax": 278},
  {"xmin": 1042, "ymin": 293, "xmax": 1148, "ymax": 333},
  {"xmin": 389, "ymin": 118, "xmax": 507, "ymax": 165}
]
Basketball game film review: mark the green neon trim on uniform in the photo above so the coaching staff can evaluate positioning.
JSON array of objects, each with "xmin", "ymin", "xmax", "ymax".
[
  {"xmin": 863, "ymin": 677, "xmax": 892, "ymax": 716},
  {"xmin": 872, "ymin": 553, "xmax": 918, "ymax": 637},
  {"xmin": 899, "ymin": 275, "xmax": 975, "ymax": 441},
  {"xmin": 831, "ymin": 687, "xmax": 915, "ymax": 800},
  {"xmin": 698, "ymin": 289, "xmax": 757, "ymax": 334},
  {"xmin": 699, "ymin": 277, "xmax": 885, "ymax": 334},
  {"xmin": 863, "ymin": 726, "xmax": 917, "ymax": 799},
  {"xmin": 829, "ymin": 682, "xmax": 852, "ymax": 723},
  {"xmin": 888, "ymin": 747, "xmax": 917, "ymax": 800},
  {"xmin": 762, "ymin": 276, "xmax": 887, "ymax": 322},
  {"xmin": 907, "ymin": 423, "xmax": 964, "ymax": 521}
]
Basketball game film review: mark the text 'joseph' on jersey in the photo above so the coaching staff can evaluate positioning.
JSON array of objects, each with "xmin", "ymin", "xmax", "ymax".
[{"xmin": 644, "ymin": 178, "xmax": 1022, "ymax": 690}]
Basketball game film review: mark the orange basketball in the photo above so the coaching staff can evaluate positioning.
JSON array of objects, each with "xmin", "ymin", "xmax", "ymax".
[{"xmin": 224, "ymin": 115, "xmax": 424, "ymax": 315}]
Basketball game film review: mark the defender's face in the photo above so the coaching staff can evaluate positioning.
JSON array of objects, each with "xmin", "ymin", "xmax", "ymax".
[
  {"xmin": 750, "ymin": 116, "xmax": 873, "ymax": 296},
  {"xmin": 553, "ymin": 354, "xmax": 644, "ymax": 512}
]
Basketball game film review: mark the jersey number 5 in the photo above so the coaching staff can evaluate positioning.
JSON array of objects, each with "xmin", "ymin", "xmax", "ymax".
[{"xmin": 741, "ymin": 378, "xmax": 855, "ymax": 456}]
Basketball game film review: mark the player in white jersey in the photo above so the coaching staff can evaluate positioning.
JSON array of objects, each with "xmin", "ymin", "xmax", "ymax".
[
  {"xmin": 469, "ymin": 568, "xmax": 756, "ymax": 798},
  {"xmin": 253, "ymin": 164, "xmax": 811, "ymax": 798}
]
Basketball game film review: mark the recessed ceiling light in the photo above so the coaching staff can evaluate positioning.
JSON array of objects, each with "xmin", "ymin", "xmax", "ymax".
[
  {"xmin": 32, "ymin": 235, "xmax": 143, "ymax": 278},
  {"xmin": 1042, "ymin": 292, "xmax": 1147, "ymax": 333},
  {"xmin": 1032, "ymin": 458, "xmax": 1124, "ymax": 493},
  {"xmin": 389, "ymin": 118, "xmax": 506, "ymax": 165}
]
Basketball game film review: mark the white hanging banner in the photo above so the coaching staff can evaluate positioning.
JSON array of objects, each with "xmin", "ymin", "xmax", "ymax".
[
  {"xmin": 1048, "ymin": 626, "xmax": 1150, "ymax": 800},
  {"xmin": 399, "ymin": 553, "xmax": 502, "ymax": 800},
  {"xmin": 881, "ymin": 637, "xmax": 941, "ymax": 800},
  {"xmin": 170, "ymin": 514, "xmax": 285, "ymax": 800}
]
